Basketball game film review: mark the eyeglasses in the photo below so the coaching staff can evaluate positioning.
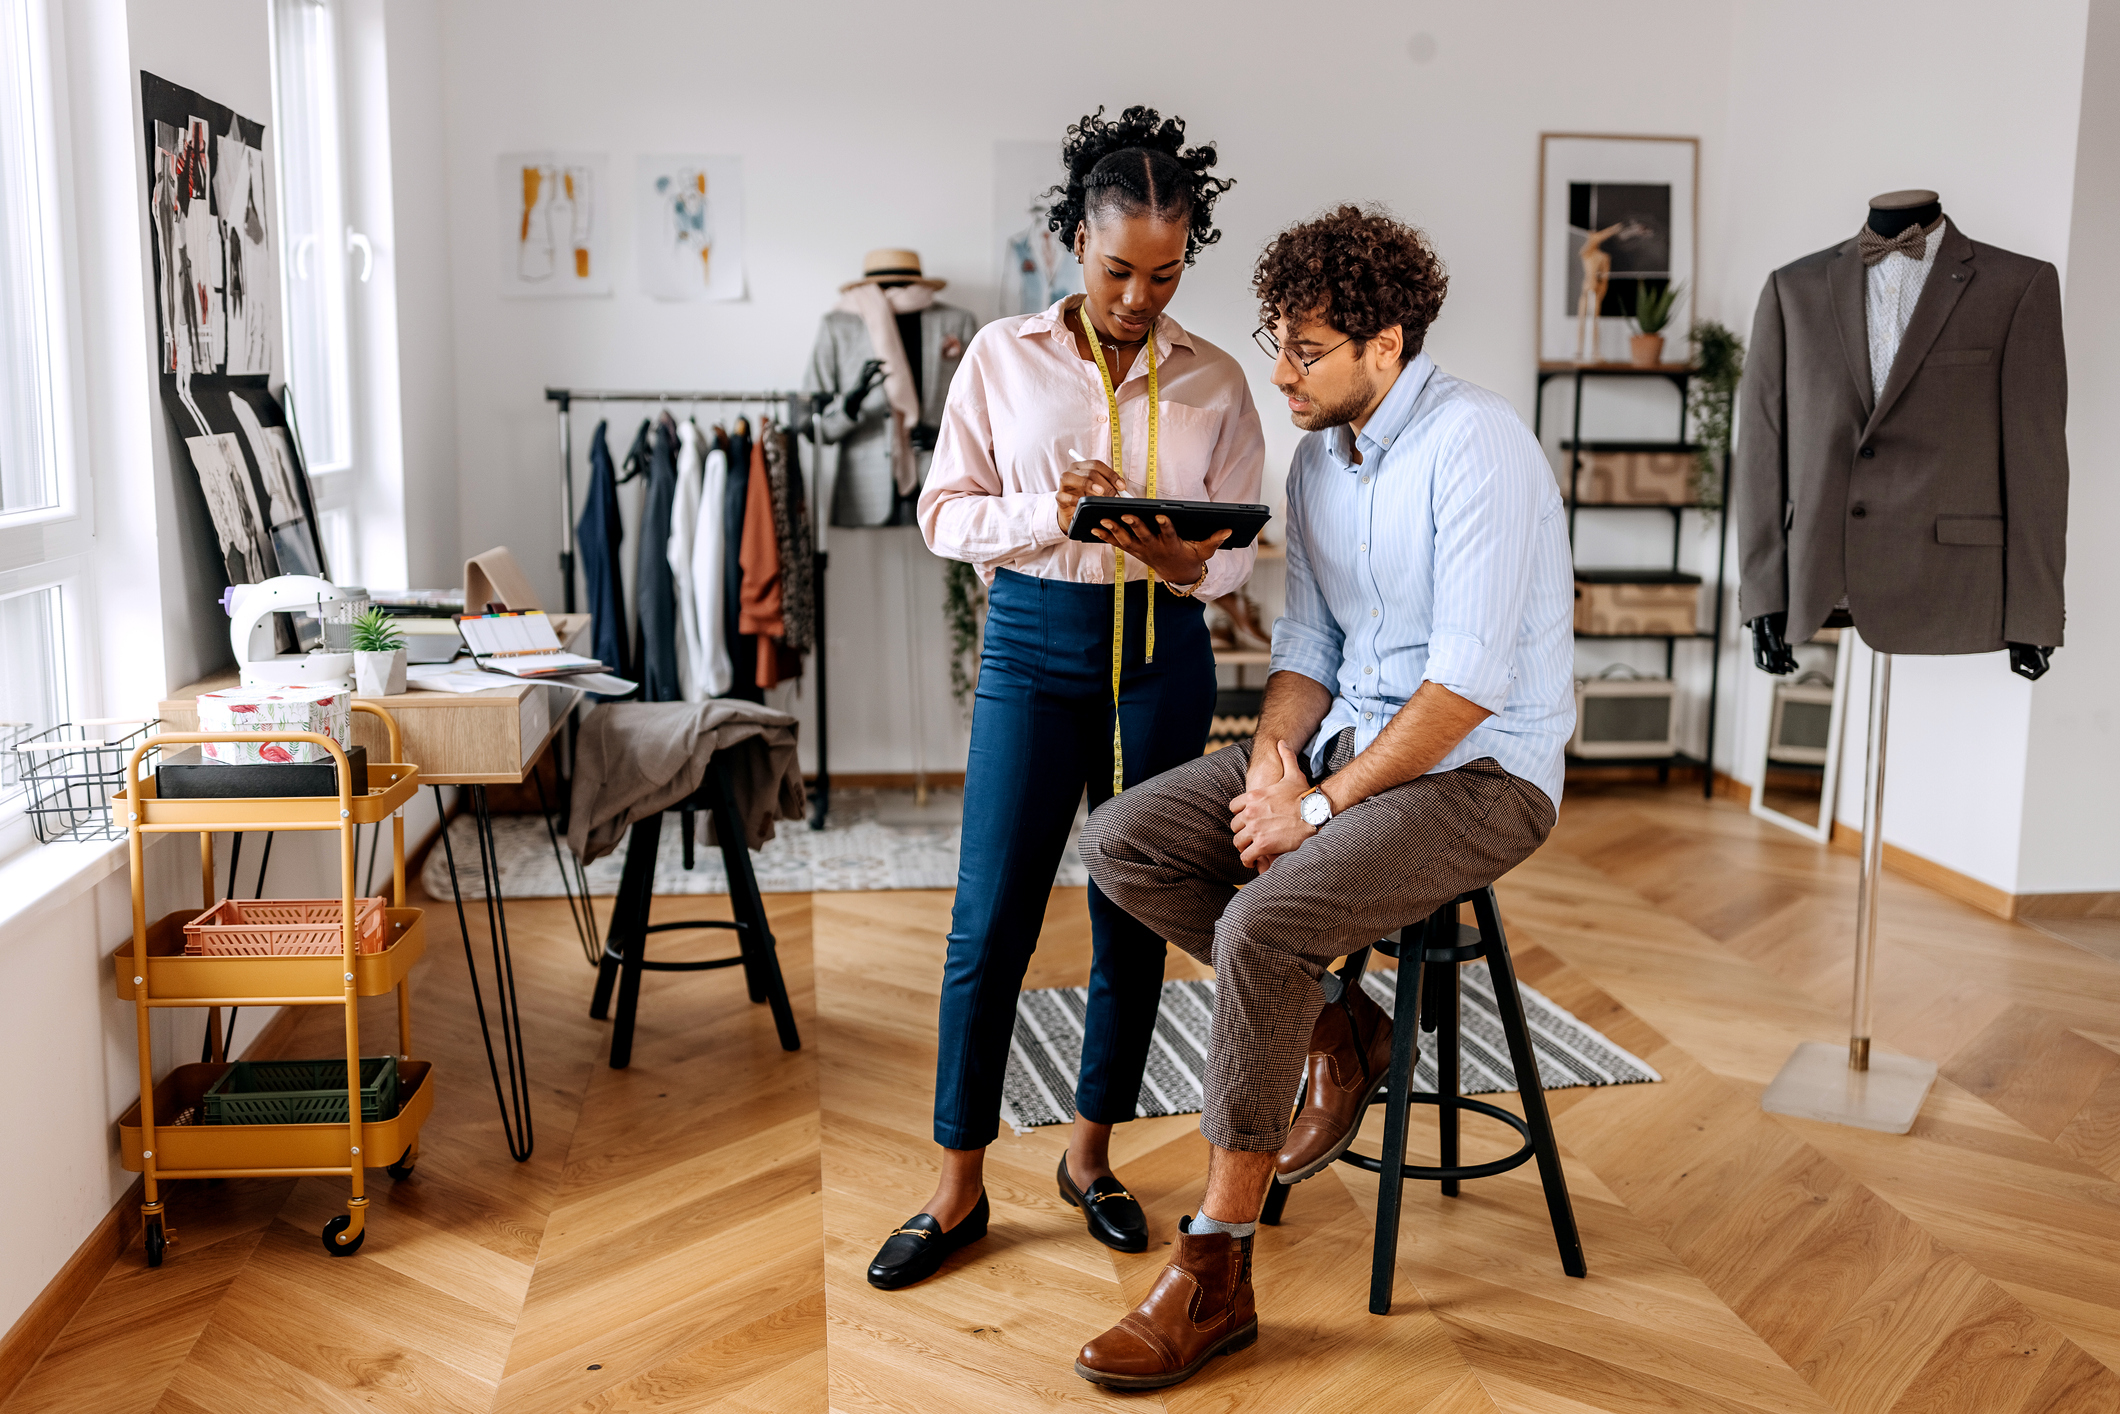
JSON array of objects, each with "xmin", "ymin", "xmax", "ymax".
[{"xmin": 1253, "ymin": 326, "xmax": 1353, "ymax": 373}]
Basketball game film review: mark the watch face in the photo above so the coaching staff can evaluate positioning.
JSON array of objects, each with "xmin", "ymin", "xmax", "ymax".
[{"xmin": 1300, "ymin": 791, "xmax": 1331, "ymax": 826}]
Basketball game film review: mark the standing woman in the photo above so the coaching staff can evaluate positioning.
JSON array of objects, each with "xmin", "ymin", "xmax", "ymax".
[{"xmin": 868, "ymin": 106, "xmax": 1263, "ymax": 1290}]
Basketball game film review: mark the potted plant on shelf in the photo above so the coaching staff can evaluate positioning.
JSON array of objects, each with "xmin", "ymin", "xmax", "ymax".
[
  {"xmin": 349, "ymin": 608, "xmax": 407, "ymax": 696},
  {"xmin": 1630, "ymin": 279, "xmax": 1686, "ymax": 367}
]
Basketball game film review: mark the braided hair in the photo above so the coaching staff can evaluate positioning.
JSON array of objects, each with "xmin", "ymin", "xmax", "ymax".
[{"xmin": 1046, "ymin": 105, "xmax": 1234, "ymax": 265}]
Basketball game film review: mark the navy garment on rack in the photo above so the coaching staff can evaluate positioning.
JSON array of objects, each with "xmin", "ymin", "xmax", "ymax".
[
  {"xmin": 720, "ymin": 426, "xmax": 763, "ymax": 702},
  {"xmin": 576, "ymin": 420, "xmax": 630, "ymax": 679},
  {"xmin": 634, "ymin": 415, "xmax": 682, "ymax": 702}
]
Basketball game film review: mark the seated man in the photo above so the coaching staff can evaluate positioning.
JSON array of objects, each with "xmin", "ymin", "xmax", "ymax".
[{"xmin": 1072, "ymin": 204, "xmax": 1575, "ymax": 1391}]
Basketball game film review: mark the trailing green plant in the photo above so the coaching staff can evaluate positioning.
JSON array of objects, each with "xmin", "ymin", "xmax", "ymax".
[
  {"xmin": 943, "ymin": 559, "xmax": 985, "ymax": 718},
  {"xmin": 1632, "ymin": 278, "xmax": 1686, "ymax": 336},
  {"xmin": 348, "ymin": 607, "xmax": 406, "ymax": 653},
  {"xmin": 1686, "ymin": 319, "xmax": 1745, "ymax": 512}
]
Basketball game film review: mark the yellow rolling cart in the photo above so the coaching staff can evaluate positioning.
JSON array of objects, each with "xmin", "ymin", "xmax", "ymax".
[{"xmin": 111, "ymin": 702, "xmax": 430, "ymax": 1264}]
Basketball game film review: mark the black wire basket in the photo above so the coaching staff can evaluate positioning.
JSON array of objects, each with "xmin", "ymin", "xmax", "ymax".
[{"xmin": 7, "ymin": 719, "xmax": 161, "ymax": 844}]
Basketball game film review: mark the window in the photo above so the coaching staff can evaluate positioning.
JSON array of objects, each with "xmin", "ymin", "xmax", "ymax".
[
  {"xmin": 269, "ymin": 0, "xmax": 352, "ymax": 477},
  {"xmin": 0, "ymin": 0, "xmax": 78, "ymax": 819}
]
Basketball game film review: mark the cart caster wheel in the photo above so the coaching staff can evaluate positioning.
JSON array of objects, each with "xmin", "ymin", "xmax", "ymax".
[
  {"xmin": 322, "ymin": 1214, "xmax": 365, "ymax": 1256},
  {"xmin": 386, "ymin": 1146, "xmax": 417, "ymax": 1182},
  {"xmin": 144, "ymin": 1218, "xmax": 165, "ymax": 1269}
]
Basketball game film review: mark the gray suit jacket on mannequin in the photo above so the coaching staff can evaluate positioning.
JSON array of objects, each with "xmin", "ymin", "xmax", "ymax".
[
  {"xmin": 804, "ymin": 302, "xmax": 980, "ymax": 527},
  {"xmin": 1736, "ymin": 220, "xmax": 2067, "ymax": 654}
]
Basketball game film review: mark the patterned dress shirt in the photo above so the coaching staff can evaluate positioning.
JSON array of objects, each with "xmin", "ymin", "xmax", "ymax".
[
  {"xmin": 1866, "ymin": 219, "xmax": 1947, "ymax": 397},
  {"xmin": 1271, "ymin": 353, "xmax": 1575, "ymax": 815}
]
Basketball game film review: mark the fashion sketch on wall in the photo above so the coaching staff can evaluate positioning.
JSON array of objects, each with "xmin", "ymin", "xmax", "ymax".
[
  {"xmin": 1538, "ymin": 134, "xmax": 1697, "ymax": 364},
  {"xmin": 993, "ymin": 140, "xmax": 1082, "ymax": 319},
  {"xmin": 498, "ymin": 151, "xmax": 611, "ymax": 296},
  {"xmin": 140, "ymin": 73, "xmax": 327, "ymax": 593},
  {"xmin": 637, "ymin": 154, "xmax": 746, "ymax": 301}
]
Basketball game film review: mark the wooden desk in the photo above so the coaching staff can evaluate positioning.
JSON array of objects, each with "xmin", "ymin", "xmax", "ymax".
[{"xmin": 159, "ymin": 614, "xmax": 591, "ymax": 784}]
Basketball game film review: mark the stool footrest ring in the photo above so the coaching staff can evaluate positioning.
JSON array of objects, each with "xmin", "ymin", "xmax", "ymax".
[
  {"xmin": 1336, "ymin": 1091, "xmax": 1536, "ymax": 1183},
  {"xmin": 601, "ymin": 917, "xmax": 754, "ymax": 974}
]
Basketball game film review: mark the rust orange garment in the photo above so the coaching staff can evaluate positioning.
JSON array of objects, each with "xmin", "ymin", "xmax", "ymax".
[{"xmin": 737, "ymin": 434, "xmax": 785, "ymax": 686}]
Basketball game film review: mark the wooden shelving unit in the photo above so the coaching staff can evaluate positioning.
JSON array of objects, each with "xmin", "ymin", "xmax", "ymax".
[{"xmin": 1534, "ymin": 363, "xmax": 1733, "ymax": 795}]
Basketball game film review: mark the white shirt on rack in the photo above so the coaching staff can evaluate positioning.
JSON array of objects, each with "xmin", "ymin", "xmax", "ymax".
[
  {"xmin": 692, "ymin": 442, "xmax": 733, "ymax": 696},
  {"xmin": 670, "ymin": 422, "xmax": 708, "ymax": 700}
]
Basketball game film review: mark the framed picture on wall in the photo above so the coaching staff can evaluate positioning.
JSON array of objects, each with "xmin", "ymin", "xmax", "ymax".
[{"xmin": 1537, "ymin": 134, "xmax": 1698, "ymax": 365}]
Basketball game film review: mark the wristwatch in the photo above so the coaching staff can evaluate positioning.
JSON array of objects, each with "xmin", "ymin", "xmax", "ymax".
[{"xmin": 1298, "ymin": 789, "xmax": 1334, "ymax": 828}]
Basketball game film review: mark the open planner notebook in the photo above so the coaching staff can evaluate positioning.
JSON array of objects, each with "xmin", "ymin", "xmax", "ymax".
[{"xmin": 457, "ymin": 611, "xmax": 609, "ymax": 677}]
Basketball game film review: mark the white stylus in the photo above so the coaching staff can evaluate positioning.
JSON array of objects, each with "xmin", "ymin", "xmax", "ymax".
[{"xmin": 1066, "ymin": 448, "xmax": 1127, "ymax": 496}]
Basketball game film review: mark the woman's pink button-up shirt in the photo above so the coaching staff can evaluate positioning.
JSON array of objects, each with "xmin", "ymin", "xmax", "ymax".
[{"xmin": 917, "ymin": 297, "xmax": 1266, "ymax": 601}]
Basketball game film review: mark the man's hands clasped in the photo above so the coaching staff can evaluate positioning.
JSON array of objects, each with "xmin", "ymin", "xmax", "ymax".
[
  {"xmin": 1229, "ymin": 740, "xmax": 1319, "ymax": 872},
  {"xmin": 1056, "ymin": 458, "xmax": 1229, "ymax": 589}
]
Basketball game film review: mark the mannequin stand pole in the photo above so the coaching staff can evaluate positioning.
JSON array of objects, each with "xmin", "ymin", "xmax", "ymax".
[{"xmin": 1760, "ymin": 646, "xmax": 1938, "ymax": 1133}]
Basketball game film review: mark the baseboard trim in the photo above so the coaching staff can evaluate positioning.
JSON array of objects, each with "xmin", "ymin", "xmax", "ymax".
[
  {"xmin": 2012, "ymin": 890, "xmax": 2120, "ymax": 920},
  {"xmin": 0, "ymin": 993, "xmax": 308, "ymax": 1402},
  {"xmin": 1827, "ymin": 823, "xmax": 2018, "ymax": 921}
]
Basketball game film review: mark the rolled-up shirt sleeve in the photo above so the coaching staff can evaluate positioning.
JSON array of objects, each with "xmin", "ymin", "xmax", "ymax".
[
  {"xmin": 1195, "ymin": 378, "xmax": 1266, "ymax": 602},
  {"xmin": 918, "ymin": 331, "xmax": 1067, "ymax": 566},
  {"xmin": 1421, "ymin": 411, "xmax": 1541, "ymax": 714},
  {"xmin": 1268, "ymin": 457, "xmax": 1343, "ymax": 688}
]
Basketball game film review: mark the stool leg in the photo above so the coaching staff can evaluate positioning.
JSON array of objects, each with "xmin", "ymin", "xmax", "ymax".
[
  {"xmin": 1258, "ymin": 1074, "xmax": 1305, "ymax": 1227},
  {"xmin": 591, "ymin": 811, "xmax": 661, "ymax": 1022},
  {"xmin": 1369, "ymin": 937, "xmax": 1428, "ymax": 1315},
  {"xmin": 1473, "ymin": 889, "xmax": 1587, "ymax": 1279},
  {"xmin": 709, "ymin": 761, "xmax": 801, "ymax": 1051},
  {"xmin": 1434, "ymin": 953, "xmax": 1461, "ymax": 1198},
  {"xmin": 608, "ymin": 812, "xmax": 663, "ymax": 1069}
]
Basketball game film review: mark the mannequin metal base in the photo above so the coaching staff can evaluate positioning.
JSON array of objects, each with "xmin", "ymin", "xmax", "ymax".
[{"xmin": 1760, "ymin": 1040, "xmax": 1936, "ymax": 1134}]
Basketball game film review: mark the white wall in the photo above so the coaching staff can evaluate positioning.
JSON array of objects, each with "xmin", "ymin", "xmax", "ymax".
[
  {"xmin": 2018, "ymin": 0, "xmax": 2120, "ymax": 894},
  {"xmin": 1712, "ymin": 0, "xmax": 2094, "ymax": 895},
  {"xmin": 425, "ymin": 0, "xmax": 1737, "ymax": 776}
]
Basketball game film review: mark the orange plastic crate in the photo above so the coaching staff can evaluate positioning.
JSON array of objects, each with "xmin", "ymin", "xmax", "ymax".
[{"xmin": 182, "ymin": 897, "xmax": 389, "ymax": 956}]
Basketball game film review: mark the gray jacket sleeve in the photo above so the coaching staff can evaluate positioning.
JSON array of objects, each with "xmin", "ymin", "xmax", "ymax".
[
  {"xmin": 2000, "ymin": 262, "xmax": 2068, "ymax": 647},
  {"xmin": 803, "ymin": 315, "xmax": 888, "ymax": 446},
  {"xmin": 1735, "ymin": 272, "xmax": 1789, "ymax": 623}
]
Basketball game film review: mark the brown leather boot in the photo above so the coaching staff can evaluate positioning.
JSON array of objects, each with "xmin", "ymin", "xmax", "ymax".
[
  {"xmin": 1275, "ymin": 983, "xmax": 1394, "ymax": 1184},
  {"xmin": 1073, "ymin": 1218, "xmax": 1258, "ymax": 1389}
]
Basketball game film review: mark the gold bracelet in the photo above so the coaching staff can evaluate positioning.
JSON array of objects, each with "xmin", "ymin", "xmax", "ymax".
[{"xmin": 1163, "ymin": 568, "xmax": 1206, "ymax": 598}]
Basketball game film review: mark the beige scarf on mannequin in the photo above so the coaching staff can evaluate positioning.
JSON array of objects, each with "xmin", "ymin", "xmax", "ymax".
[{"xmin": 835, "ymin": 281, "xmax": 935, "ymax": 496}]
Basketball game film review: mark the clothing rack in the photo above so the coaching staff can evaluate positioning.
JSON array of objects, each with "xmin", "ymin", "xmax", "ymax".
[{"xmin": 544, "ymin": 387, "xmax": 833, "ymax": 828}]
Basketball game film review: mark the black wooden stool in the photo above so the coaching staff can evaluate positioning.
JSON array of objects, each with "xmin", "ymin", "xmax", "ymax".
[
  {"xmin": 588, "ymin": 754, "xmax": 801, "ymax": 1067},
  {"xmin": 1260, "ymin": 885, "xmax": 1584, "ymax": 1311}
]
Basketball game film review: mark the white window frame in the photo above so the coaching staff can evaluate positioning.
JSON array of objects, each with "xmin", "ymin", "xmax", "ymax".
[{"xmin": 0, "ymin": 0, "xmax": 97, "ymax": 858}]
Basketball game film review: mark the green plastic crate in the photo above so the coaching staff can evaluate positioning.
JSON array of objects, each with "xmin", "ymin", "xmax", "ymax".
[{"xmin": 201, "ymin": 1056, "xmax": 399, "ymax": 1126}]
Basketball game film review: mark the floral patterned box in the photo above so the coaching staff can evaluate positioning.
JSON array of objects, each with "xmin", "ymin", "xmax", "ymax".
[{"xmin": 195, "ymin": 685, "xmax": 352, "ymax": 764}]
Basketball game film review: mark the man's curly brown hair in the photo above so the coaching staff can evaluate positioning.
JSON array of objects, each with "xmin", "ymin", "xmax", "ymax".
[{"xmin": 1253, "ymin": 204, "xmax": 1448, "ymax": 363}]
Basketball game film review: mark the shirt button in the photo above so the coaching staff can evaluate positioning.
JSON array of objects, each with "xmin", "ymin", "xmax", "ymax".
[
  {"xmin": 1361, "ymin": 476, "xmax": 1370, "ymax": 485},
  {"xmin": 1359, "ymin": 543, "xmax": 1367, "ymax": 553},
  {"xmin": 1364, "ymin": 711, "xmax": 1374, "ymax": 720},
  {"xmin": 1370, "ymin": 608, "xmax": 1379, "ymax": 617},
  {"xmin": 1364, "ymin": 665, "xmax": 1374, "ymax": 674}
]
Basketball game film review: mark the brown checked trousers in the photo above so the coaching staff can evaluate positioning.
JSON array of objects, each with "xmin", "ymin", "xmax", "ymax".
[{"xmin": 1078, "ymin": 735, "xmax": 1554, "ymax": 1153}]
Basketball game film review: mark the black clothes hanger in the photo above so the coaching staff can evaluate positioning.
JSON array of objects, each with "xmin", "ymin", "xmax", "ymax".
[{"xmin": 617, "ymin": 418, "xmax": 652, "ymax": 484}]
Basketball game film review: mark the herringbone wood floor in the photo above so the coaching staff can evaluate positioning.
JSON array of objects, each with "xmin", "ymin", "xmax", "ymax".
[{"xmin": 9, "ymin": 784, "xmax": 2120, "ymax": 1412}]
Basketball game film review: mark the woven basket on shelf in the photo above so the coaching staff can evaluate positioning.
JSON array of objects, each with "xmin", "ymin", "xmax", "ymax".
[{"xmin": 182, "ymin": 896, "xmax": 389, "ymax": 956}]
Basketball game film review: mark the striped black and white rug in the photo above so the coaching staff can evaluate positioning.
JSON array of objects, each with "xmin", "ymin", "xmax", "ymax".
[{"xmin": 999, "ymin": 960, "xmax": 1660, "ymax": 1132}]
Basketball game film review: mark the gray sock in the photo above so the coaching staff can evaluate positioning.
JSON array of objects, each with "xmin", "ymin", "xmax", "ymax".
[{"xmin": 1186, "ymin": 1213, "xmax": 1256, "ymax": 1240}]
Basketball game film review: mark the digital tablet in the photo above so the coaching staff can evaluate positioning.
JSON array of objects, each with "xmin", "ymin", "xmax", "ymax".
[{"xmin": 1066, "ymin": 497, "xmax": 1273, "ymax": 549}]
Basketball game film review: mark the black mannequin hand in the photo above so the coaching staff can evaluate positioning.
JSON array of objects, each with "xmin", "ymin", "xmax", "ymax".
[
  {"xmin": 1750, "ymin": 613, "xmax": 1798, "ymax": 675},
  {"xmin": 2008, "ymin": 643, "xmax": 2054, "ymax": 681},
  {"xmin": 843, "ymin": 358, "xmax": 886, "ymax": 419},
  {"xmin": 909, "ymin": 422, "xmax": 939, "ymax": 452}
]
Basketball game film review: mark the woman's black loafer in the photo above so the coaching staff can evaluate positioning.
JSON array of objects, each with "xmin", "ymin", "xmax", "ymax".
[
  {"xmin": 867, "ymin": 1190, "xmax": 989, "ymax": 1290},
  {"xmin": 1058, "ymin": 1156, "xmax": 1149, "ymax": 1253}
]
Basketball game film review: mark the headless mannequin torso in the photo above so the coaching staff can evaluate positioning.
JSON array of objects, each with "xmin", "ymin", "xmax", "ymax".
[{"xmin": 1749, "ymin": 190, "xmax": 2055, "ymax": 681}]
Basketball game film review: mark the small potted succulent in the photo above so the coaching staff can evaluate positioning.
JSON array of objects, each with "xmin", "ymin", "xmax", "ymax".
[
  {"xmin": 1630, "ymin": 279, "xmax": 1687, "ymax": 367},
  {"xmin": 349, "ymin": 607, "xmax": 407, "ymax": 696}
]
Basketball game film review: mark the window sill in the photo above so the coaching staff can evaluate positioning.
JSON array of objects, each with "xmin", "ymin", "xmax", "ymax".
[{"xmin": 0, "ymin": 830, "xmax": 142, "ymax": 934}]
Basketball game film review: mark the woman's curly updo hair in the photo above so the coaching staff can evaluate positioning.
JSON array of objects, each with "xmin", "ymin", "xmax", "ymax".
[
  {"xmin": 1046, "ymin": 105, "xmax": 1234, "ymax": 265},
  {"xmin": 1253, "ymin": 204, "xmax": 1449, "ymax": 362}
]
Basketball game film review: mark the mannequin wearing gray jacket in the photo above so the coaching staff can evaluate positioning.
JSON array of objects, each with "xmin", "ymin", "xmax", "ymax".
[{"xmin": 806, "ymin": 301, "xmax": 981, "ymax": 527}]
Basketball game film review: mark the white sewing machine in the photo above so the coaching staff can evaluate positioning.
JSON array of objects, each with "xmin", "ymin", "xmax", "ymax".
[{"xmin": 224, "ymin": 576, "xmax": 358, "ymax": 688}]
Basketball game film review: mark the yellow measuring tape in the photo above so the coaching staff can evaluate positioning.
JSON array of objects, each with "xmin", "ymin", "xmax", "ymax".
[{"xmin": 1078, "ymin": 302, "xmax": 1158, "ymax": 795}]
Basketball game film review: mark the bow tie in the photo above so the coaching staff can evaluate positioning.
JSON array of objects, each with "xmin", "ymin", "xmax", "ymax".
[{"xmin": 1859, "ymin": 221, "xmax": 1936, "ymax": 266}]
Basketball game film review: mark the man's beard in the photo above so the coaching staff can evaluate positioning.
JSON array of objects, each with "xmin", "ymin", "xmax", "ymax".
[{"xmin": 1289, "ymin": 369, "xmax": 1376, "ymax": 431}]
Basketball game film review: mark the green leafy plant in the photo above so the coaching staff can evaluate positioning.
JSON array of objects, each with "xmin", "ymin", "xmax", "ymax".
[
  {"xmin": 1632, "ymin": 278, "xmax": 1687, "ymax": 336},
  {"xmin": 348, "ymin": 607, "xmax": 406, "ymax": 654},
  {"xmin": 943, "ymin": 559, "xmax": 985, "ymax": 719},
  {"xmin": 1686, "ymin": 319, "xmax": 1746, "ymax": 512}
]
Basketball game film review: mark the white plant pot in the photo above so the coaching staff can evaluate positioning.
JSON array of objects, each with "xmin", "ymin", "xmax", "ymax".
[{"xmin": 354, "ymin": 648, "xmax": 407, "ymax": 697}]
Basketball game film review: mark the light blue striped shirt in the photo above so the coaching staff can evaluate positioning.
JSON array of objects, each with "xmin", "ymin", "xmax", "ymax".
[{"xmin": 1270, "ymin": 353, "xmax": 1575, "ymax": 816}]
